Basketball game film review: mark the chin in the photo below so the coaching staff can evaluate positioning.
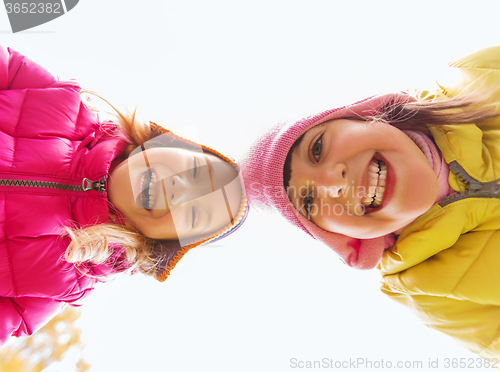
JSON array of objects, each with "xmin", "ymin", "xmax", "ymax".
[{"xmin": 338, "ymin": 223, "xmax": 388, "ymax": 240}]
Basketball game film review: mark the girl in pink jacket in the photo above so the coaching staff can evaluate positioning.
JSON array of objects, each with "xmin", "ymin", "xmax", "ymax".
[{"xmin": 0, "ymin": 45, "xmax": 248, "ymax": 344}]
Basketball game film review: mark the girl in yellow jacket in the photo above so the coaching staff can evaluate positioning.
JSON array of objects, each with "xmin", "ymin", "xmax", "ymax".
[{"xmin": 241, "ymin": 46, "xmax": 500, "ymax": 359}]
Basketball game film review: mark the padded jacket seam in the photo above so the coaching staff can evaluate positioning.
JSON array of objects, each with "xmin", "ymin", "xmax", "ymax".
[
  {"xmin": 451, "ymin": 230, "xmax": 495, "ymax": 297},
  {"xmin": 10, "ymin": 90, "xmax": 27, "ymax": 171},
  {"xmin": 4, "ymin": 203, "xmax": 18, "ymax": 297}
]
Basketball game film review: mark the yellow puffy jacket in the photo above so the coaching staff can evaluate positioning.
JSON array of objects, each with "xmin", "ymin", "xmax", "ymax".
[{"xmin": 379, "ymin": 46, "xmax": 500, "ymax": 359}]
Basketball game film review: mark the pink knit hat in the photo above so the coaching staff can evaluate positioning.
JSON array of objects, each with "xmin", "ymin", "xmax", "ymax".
[{"xmin": 240, "ymin": 93, "xmax": 417, "ymax": 269}]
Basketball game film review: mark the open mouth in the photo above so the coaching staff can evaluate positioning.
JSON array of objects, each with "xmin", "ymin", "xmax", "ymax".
[
  {"xmin": 138, "ymin": 169, "xmax": 157, "ymax": 210},
  {"xmin": 362, "ymin": 158, "xmax": 387, "ymax": 209}
]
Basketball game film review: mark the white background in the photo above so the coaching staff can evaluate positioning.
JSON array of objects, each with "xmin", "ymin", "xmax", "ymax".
[{"xmin": 1, "ymin": 1, "xmax": 500, "ymax": 371}]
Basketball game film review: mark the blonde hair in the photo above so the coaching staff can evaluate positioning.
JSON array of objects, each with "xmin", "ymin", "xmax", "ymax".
[{"xmin": 64, "ymin": 92, "xmax": 172, "ymax": 278}]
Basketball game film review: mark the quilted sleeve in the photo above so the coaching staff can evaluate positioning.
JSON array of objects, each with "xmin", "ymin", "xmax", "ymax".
[
  {"xmin": 436, "ymin": 46, "xmax": 500, "ymax": 100},
  {"xmin": 0, "ymin": 296, "xmax": 65, "ymax": 345},
  {"xmin": 380, "ymin": 226, "xmax": 500, "ymax": 359},
  {"xmin": 414, "ymin": 46, "xmax": 500, "ymax": 106},
  {"xmin": 380, "ymin": 286, "xmax": 500, "ymax": 359},
  {"xmin": 0, "ymin": 45, "xmax": 58, "ymax": 90}
]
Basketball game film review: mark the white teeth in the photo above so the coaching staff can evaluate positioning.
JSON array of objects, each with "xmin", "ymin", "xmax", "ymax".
[
  {"xmin": 140, "ymin": 174, "xmax": 145, "ymax": 192},
  {"xmin": 148, "ymin": 172, "xmax": 156, "ymax": 209},
  {"xmin": 362, "ymin": 196, "xmax": 373, "ymax": 204},
  {"xmin": 362, "ymin": 159, "xmax": 387, "ymax": 209}
]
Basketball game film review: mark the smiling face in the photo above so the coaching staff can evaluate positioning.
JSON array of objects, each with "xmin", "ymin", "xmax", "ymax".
[
  {"xmin": 287, "ymin": 119, "xmax": 438, "ymax": 239},
  {"xmin": 108, "ymin": 146, "xmax": 242, "ymax": 244}
]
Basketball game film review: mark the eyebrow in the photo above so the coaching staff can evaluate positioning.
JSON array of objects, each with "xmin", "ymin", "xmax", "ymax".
[
  {"xmin": 206, "ymin": 157, "xmax": 216, "ymax": 192},
  {"xmin": 206, "ymin": 157, "xmax": 234, "ymax": 224},
  {"xmin": 202, "ymin": 205, "xmax": 212, "ymax": 231},
  {"xmin": 294, "ymin": 131, "xmax": 316, "ymax": 220}
]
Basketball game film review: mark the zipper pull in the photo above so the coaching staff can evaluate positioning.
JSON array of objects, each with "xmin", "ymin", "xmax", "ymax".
[
  {"xmin": 469, "ymin": 179, "xmax": 500, "ymax": 197},
  {"xmin": 449, "ymin": 161, "xmax": 483, "ymax": 190},
  {"xmin": 82, "ymin": 177, "xmax": 107, "ymax": 194}
]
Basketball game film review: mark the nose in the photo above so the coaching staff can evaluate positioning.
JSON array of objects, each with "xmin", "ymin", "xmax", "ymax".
[
  {"xmin": 165, "ymin": 161, "xmax": 238, "ymax": 205},
  {"xmin": 316, "ymin": 163, "xmax": 347, "ymax": 199},
  {"xmin": 168, "ymin": 175, "xmax": 185, "ymax": 205}
]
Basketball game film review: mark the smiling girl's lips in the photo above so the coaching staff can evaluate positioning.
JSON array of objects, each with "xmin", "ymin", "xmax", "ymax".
[
  {"xmin": 363, "ymin": 154, "xmax": 395, "ymax": 214},
  {"xmin": 134, "ymin": 167, "xmax": 162, "ymax": 212},
  {"xmin": 137, "ymin": 168, "xmax": 151, "ymax": 211}
]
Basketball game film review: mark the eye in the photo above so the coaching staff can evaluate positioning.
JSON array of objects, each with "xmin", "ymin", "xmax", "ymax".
[
  {"xmin": 192, "ymin": 157, "xmax": 198, "ymax": 179},
  {"xmin": 303, "ymin": 194, "xmax": 314, "ymax": 219},
  {"xmin": 191, "ymin": 205, "xmax": 197, "ymax": 228},
  {"xmin": 311, "ymin": 135, "xmax": 323, "ymax": 162}
]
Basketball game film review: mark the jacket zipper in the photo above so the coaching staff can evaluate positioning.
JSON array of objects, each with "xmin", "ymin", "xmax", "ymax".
[
  {"xmin": 438, "ymin": 161, "xmax": 500, "ymax": 207},
  {"xmin": 0, "ymin": 177, "xmax": 107, "ymax": 194}
]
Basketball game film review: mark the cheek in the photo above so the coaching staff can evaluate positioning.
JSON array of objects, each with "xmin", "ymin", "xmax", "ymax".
[
  {"xmin": 404, "ymin": 163, "xmax": 438, "ymax": 210},
  {"xmin": 108, "ymin": 168, "xmax": 129, "ymax": 210},
  {"xmin": 138, "ymin": 213, "xmax": 180, "ymax": 240},
  {"xmin": 313, "ymin": 204, "xmax": 356, "ymax": 234}
]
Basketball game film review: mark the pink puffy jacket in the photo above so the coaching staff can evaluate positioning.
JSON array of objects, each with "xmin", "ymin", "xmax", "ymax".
[{"xmin": 0, "ymin": 46, "xmax": 128, "ymax": 344}]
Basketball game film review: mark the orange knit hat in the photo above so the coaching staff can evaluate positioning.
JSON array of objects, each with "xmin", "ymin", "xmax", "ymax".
[{"xmin": 147, "ymin": 122, "xmax": 248, "ymax": 282}]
